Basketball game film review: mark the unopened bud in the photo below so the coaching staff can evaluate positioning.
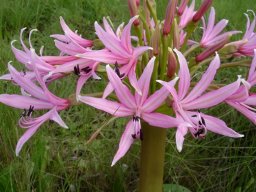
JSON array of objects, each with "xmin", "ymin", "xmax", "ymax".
[
  {"xmin": 173, "ymin": 18, "xmax": 180, "ymax": 49},
  {"xmin": 192, "ymin": 0, "xmax": 212, "ymax": 22},
  {"xmin": 151, "ymin": 25, "xmax": 160, "ymax": 56},
  {"xmin": 128, "ymin": 0, "xmax": 140, "ymax": 25},
  {"xmin": 163, "ymin": 0, "xmax": 178, "ymax": 35},
  {"xmin": 196, "ymin": 37, "xmax": 229, "ymax": 62},
  {"xmin": 136, "ymin": 0, "xmax": 140, "ymax": 6},
  {"xmin": 167, "ymin": 48, "xmax": 177, "ymax": 78},
  {"xmin": 177, "ymin": 0, "xmax": 189, "ymax": 16}
]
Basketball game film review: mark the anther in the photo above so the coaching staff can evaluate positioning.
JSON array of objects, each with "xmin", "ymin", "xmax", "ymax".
[
  {"xmin": 74, "ymin": 65, "xmax": 80, "ymax": 76},
  {"xmin": 114, "ymin": 62, "xmax": 125, "ymax": 78}
]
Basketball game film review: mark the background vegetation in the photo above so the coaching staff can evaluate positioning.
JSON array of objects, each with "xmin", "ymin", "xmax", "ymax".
[{"xmin": 0, "ymin": 0, "xmax": 256, "ymax": 191}]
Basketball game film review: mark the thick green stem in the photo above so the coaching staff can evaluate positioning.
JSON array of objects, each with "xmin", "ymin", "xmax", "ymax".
[{"xmin": 139, "ymin": 123, "xmax": 167, "ymax": 192}]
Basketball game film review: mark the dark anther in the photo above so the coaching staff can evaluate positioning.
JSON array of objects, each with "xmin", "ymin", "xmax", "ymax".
[
  {"xmin": 191, "ymin": 115, "xmax": 197, "ymax": 117},
  {"xmin": 201, "ymin": 117, "xmax": 206, "ymax": 126},
  {"xmin": 131, "ymin": 134, "xmax": 136, "ymax": 139},
  {"xmin": 21, "ymin": 109, "xmax": 27, "ymax": 117},
  {"xmin": 114, "ymin": 62, "xmax": 125, "ymax": 78},
  {"xmin": 194, "ymin": 128, "xmax": 205, "ymax": 138},
  {"xmin": 74, "ymin": 65, "xmax": 80, "ymax": 76},
  {"xmin": 27, "ymin": 105, "xmax": 34, "ymax": 116},
  {"xmin": 133, "ymin": 116, "xmax": 140, "ymax": 122},
  {"xmin": 21, "ymin": 105, "xmax": 34, "ymax": 117},
  {"xmin": 198, "ymin": 121, "xmax": 202, "ymax": 126},
  {"xmin": 81, "ymin": 66, "xmax": 92, "ymax": 74}
]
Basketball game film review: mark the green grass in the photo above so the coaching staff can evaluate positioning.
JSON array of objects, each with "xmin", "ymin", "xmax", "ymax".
[{"xmin": 0, "ymin": 0, "xmax": 256, "ymax": 191}]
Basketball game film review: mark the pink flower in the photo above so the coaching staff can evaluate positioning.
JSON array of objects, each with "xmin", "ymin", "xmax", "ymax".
[
  {"xmin": 78, "ymin": 57, "xmax": 179, "ymax": 165},
  {"xmin": 78, "ymin": 16, "xmax": 152, "ymax": 95},
  {"xmin": 200, "ymin": 7, "xmax": 240, "ymax": 48},
  {"xmin": 51, "ymin": 17, "xmax": 93, "ymax": 55},
  {"xmin": 179, "ymin": 0, "xmax": 195, "ymax": 29},
  {"xmin": 226, "ymin": 50, "xmax": 256, "ymax": 124},
  {"xmin": 0, "ymin": 49, "xmax": 69, "ymax": 155},
  {"xmin": 158, "ymin": 49, "xmax": 243, "ymax": 152},
  {"xmin": 235, "ymin": 11, "xmax": 256, "ymax": 57}
]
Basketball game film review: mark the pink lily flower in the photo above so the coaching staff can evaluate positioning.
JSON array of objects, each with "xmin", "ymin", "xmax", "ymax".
[
  {"xmin": 49, "ymin": 57, "xmax": 100, "ymax": 97},
  {"xmin": 78, "ymin": 57, "xmax": 179, "ymax": 165},
  {"xmin": 78, "ymin": 16, "xmax": 152, "ymax": 95},
  {"xmin": 226, "ymin": 50, "xmax": 256, "ymax": 124},
  {"xmin": 1, "ymin": 28, "xmax": 70, "ymax": 83},
  {"xmin": 235, "ymin": 11, "xmax": 256, "ymax": 57},
  {"xmin": 51, "ymin": 17, "xmax": 93, "ymax": 55},
  {"xmin": 179, "ymin": 0, "xmax": 195, "ymax": 29},
  {"xmin": 0, "ymin": 49, "xmax": 69, "ymax": 155},
  {"xmin": 200, "ymin": 7, "xmax": 240, "ymax": 48},
  {"xmin": 157, "ymin": 49, "xmax": 243, "ymax": 152}
]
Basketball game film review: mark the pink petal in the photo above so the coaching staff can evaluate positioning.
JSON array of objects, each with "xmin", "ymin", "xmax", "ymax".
[
  {"xmin": 190, "ymin": 112, "xmax": 244, "ymax": 138},
  {"xmin": 248, "ymin": 50, "xmax": 256, "ymax": 82},
  {"xmin": 183, "ymin": 53, "xmax": 220, "ymax": 103},
  {"xmin": 106, "ymin": 65, "xmax": 136, "ymax": 108},
  {"xmin": 111, "ymin": 120, "xmax": 135, "ymax": 166},
  {"xmin": 227, "ymin": 101, "xmax": 256, "ymax": 124},
  {"xmin": 174, "ymin": 49, "xmax": 191, "ymax": 100},
  {"xmin": 59, "ymin": 17, "xmax": 93, "ymax": 47},
  {"xmin": 182, "ymin": 78, "xmax": 241, "ymax": 110},
  {"xmin": 176, "ymin": 124, "xmax": 188, "ymax": 152},
  {"xmin": 141, "ymin": 86, "xmax": 170, "ymax": 112},
  {"xmin": 156, "ymin": 78, "xmax": 179, "ymax": 102},
  {"xmin": 0, "ymin": 94, "xmax": 54, "ymax": 109},
  {"xmin": 78, "ymin": 96, "xmax": 133, "ymax": 117},
  {"xmin": 103, "ymin": 82, "xmax": 114, "ymax": 99},
  {"xmin": 121, "ymin": 16, "xmax": 139, "ymax": 54},
  {"xmin": 142, "ymin": 112, "xmax": 180, "ymax": 128},
  {"xmin": 95, "ymin": 21, "xmax": 130, "ymax": 58},
  {"xmin": 8, "ymin": 64, "xmax": 45, "ymax": 100},
  {"xmin": 135, "ymin": 57, "xmax": 155, "ymax": 105},
  {"xmin": 76, "ymin": 74, "xmax": 91, "ymax": 97},
  {"xmin": 77, "ymin": 49, "xmax": 129, "ymax": 64}
]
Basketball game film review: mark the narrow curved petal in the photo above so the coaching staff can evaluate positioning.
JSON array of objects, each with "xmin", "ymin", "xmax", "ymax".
[
  {"xmin": 156, "ymin": 78, "xmax": 179, "ymax": 102},
  {"xmin": 248, "ymin": 50, "xmax": 256, "ymax": 82},
  {"xmin": 77, "ymin": 49, "xmax": 129, "ymax": 64},
  {"xmin": 0, "ymin": 94, "xmax": 54, "ymax": 109},
  {"xmin": 76, "ymin": 74, "xmax": 91, "ymax": 98},
  {"xmin": 176, "ymin": 124, "xmax": 188, "ymax": 152},
  {"xmin": 135, "ymin": 57, "xmax": 155, "ymax": 105},
  {"xmin": 111, "ymin": 120, "xmax": 134, "ymax": 166},
  {"xmin": 121, "ymin": 16, "xmax": 139, "ymax": 54},
  {"xmin": 227, "ymin": 101, "xmax": 256, "ymax": 124},
  {"xmin": 106, "ymin": 65, "xmax": 136, "ymax": 108},
  {"xmin": 142, "ymin": 112, "xmax": 180, "ymax": 128},
  {"xmin": 59, "ymin": 17, "xmax": 93, "ymax": 47},
  {"xmin": 78, "ymin": 96, "xmax": 133, "ymax": 117},
  {"xmin": 196, "ymin": 112, "xmax": 243, "ymax": 138},
  {"xmin": 183, "ymin": 54, "xmax": 220, "ymax": 103},
  {"xmin": 182, "ymin": 79, "xmax": 241, "ymax": 110},
  {"xmin": 128, "ymin": 66, "xmax": 140, "ymax": 95},
  {"xmin": 174, "ymin": 49, "xmax": 190, "ymax": 99},
  {"xmin": 95, "ymin": 21, "xmax": 130, "ymax": 58},
  {"xmin": 8, "ymin": 64, "xmax": 45, "ymax": 100},
  {"xmin": 141, "ymin": 86, "xmax": 170, "ymax": 112},
  {"xmin": 103, "ymin": 82, "xmax": 114, "ymax": 99}
]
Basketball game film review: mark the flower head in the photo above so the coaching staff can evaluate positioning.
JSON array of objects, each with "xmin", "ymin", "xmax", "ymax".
[
  {"xmin": 78, "ymin": 57, "xmax": 179, "ymax": 165},
  {"xmin": 0, "ymin": 49, "xmax": 69, "ymax": 155},
  {"xmin": 158, "ymin": 49, "xmax": 243, "ymax": 151}
]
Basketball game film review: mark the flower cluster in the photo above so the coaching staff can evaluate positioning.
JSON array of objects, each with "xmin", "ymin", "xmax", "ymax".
[{"xmin": 0, "ymin": 0, "xmax": 255, "ymax": 166}]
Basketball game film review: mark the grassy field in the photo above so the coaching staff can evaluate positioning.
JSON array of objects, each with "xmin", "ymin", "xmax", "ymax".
[{"xmin": 0, "ymin": 0, "xmax": 256, "ymax": 191}]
